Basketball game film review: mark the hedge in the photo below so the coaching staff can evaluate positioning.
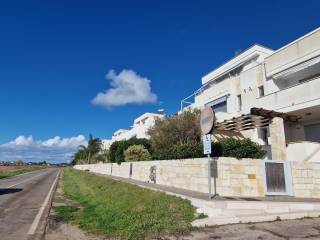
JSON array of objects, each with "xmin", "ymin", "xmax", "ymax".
[
  {"xmin": 152, "ymin": 141, "xmax": 222, "ymax": 160},
  {"xmin": 109, "ymin": 137, "xmax": 266, "ymax": 163},
  {"xmin": 153, "ymin": 138, "xmax": 265, "ymax": 160},
  {"xmin": 219, "ymin": 138, "xmax": 266, "ymax": 159}
]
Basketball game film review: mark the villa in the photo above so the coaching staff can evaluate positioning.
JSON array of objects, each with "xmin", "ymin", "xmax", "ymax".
[
  {"xmin": 77, "ymin": 27, "xmax": 320, "ymax": 209},
  {"xmin": 101, "ymin": 112, "xmax": 164, "ymax": 149},
  {"xmin": 181, "ymin": 27, "xmax": 320, "ymax": 163}
]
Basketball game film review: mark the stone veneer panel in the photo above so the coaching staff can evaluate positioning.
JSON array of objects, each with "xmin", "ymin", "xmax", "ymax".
[
  {"xmin": 74, "ymin": 158, "xmax": 320, "ymax": 198},
  {"xmin": 291, "ymin": 161, "xmax": 320, "ymax": 198}
]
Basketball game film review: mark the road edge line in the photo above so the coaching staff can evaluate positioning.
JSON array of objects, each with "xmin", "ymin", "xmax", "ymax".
[{"xmin": 27, "ymin": 169, "xmax": 61, "ymax": 236}]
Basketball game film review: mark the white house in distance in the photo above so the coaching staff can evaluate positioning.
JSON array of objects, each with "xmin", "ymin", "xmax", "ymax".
[
  {"xmin": 182, "ymin": 27, "xmax": 320, "ymax": 162},
  {"xmin": 101, "ymin": 112, "xmax": 164, "ymax": 150}
]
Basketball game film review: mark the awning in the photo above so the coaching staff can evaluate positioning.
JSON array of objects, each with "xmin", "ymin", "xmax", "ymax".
[
  {"xmin": 272, "ymin": 55, "xmax": 320, "ymax": 80},
  {"xmin": 205, "ymin": 95, "xmax": 227, "ymax": 107}
]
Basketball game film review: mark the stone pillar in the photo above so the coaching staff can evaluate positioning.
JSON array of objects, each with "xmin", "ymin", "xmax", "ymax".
[{"xmin": 269, "ymin": 117, "xmax": 287, "ymax": 160}]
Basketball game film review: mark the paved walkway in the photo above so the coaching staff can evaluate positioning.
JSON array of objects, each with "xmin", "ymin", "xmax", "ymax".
[
  {"xmin": 164, "ymin": 218, "xmax": 320, "ymax": 240},
  {"xmin": 90, "ymin": 172, "xmax": 320, "ymax": 227},
  {"xmin": 95, "ymin": 173, "xmax": 320, "ymax": 203}
]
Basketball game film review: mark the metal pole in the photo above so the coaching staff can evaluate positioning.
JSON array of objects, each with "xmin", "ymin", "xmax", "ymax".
[
  {"xmin": 213, "ymin": 158, "xmax": 217, "ymax": 197},
  {"xmin": 208, "ymin": 154, "xmax": 212, "ymax": 199}
]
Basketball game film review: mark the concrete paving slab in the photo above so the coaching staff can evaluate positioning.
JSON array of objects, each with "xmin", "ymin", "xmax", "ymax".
[
  {"xmin": 91, "ymin": 172, "xmax": 320, "ymax": 227},
  {"xmin": 164, "ymin": 218, "xmax": 320, "ymax": 240}
]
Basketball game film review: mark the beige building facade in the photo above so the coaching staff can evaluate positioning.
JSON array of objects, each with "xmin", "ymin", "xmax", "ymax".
[
  {"xmin": 101, "ymin": 112, "xmax": 164, "ymax": 150},
  {"xmin": 182, "ymin": 27, "xmax": 320, "ymax": 162}
]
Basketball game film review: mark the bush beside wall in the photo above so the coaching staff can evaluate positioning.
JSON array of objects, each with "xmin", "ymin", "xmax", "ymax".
[
  {"xmin": 109, "ymin": 137, "xmax": 265, "ymax": 163},
  {"xmin": 108, "ymin": 138, "xmax": 152, "ymax": 164},
  {"xmin": 152, "ymin": 142, "xmax": 222, "ymax": 160},
  {"xmin": 124, "ymin": 145, "xmax": 151, "ymax": 162},
  {"xmin": 153, "ymin": 138, "xmax": 265, "ymax": 160},
  {"xmin": 220, "ymin": 138, "xmax": 266, "ymax": 159}
]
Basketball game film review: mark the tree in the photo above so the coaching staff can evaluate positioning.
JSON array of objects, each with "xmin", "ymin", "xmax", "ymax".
[
  {"xmin": 97, "ymin": 149, "xmax": 109, "ymax": 163},
  {"xmin": 108, "ymin": 138, "xmax": 152, "ymax": 164},
  {"xmin": 72, "ymin": 148, "xmax": 88, "ymax": 165},
  {"xmin": 72, "ymin": 134, "xmax": 102, "ymax": 165},
  {"xmin": 148, "ymin": 109, "xmax": 201, "ymax": 151},
  {"xmin": 124, "ymin": 145, "xmax": 151, "ymax": 162},
  {"xmin": 15, "ymin": 159, "xmax": 23, "ymax": 166}
]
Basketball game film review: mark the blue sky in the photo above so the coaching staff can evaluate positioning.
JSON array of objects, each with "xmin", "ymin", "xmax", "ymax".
[{"xmin": 0, "ymin": 0, "xmax": 319, "ymax": 162}]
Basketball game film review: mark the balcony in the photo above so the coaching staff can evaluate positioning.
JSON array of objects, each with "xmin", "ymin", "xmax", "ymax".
[
  {"xmin": 265, "ymin": 28, "xmax": 320, "ymax": 78},
  {"xmin": 256, "ymin": 77, "xmax": 320, "ymax": 113}
]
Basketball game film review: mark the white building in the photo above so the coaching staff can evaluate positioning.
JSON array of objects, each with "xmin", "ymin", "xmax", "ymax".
[
  {"xmin": 182, "ymin": 27, "xmax": 320, "ymax": 162},
  {"xmin": 101, "ymin": 112, "xmax": 164, "ymax": 150}
]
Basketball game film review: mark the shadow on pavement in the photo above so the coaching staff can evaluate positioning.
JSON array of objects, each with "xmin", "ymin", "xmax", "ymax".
[{"xmin": 0, "ymin": 188, "xmax": 23, "ymax": 195}]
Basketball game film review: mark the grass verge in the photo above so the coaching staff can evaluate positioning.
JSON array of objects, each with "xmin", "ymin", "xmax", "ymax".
[
  {"xmin": 55, "ymin": 168, "xmax": 196, "ymax": 240},
  {"xmin": 0, "ymin": 166, "xmax": 44, "ymax": 179}
]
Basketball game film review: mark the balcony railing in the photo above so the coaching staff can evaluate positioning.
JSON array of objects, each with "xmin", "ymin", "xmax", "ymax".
[
  {"xmin": 256, "ymin": 77, "xmax": 320, "ymax": 113},
  {"xmin": 265, "ymin": 28, "xmax": 320, "ymax": 77}
]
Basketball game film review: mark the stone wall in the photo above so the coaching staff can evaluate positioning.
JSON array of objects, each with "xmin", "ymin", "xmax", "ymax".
[
  {"xmin": 74, "ymin": 157, "xmax": 265, "ymax": 197},
  {"xmin": 74, "ymin": 158, "xmax": 320, "ymax": 198},
  {"xmin": 291, "ymin": 161, "xmax": 320, "ymax": 198}
]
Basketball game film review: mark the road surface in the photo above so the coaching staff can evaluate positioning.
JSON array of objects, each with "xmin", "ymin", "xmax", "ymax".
[{"xmin": 0, "ymin": 168, "xmax": 60, "ymax": 240}]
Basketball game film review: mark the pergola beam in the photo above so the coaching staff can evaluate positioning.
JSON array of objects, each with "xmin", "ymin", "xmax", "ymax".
[{"xmin": 214, "ymin": 108, "xmax": 299, "ymax": 132}]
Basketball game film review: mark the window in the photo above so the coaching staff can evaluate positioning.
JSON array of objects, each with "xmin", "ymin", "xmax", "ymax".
[
  {"xmin": 206, "ymin": 96, "xmax": 227, "ymax": 113},
  {"xmin": 229, "ymin": 66, "xmax": 243, "ymax": 77},
  {"xmin": 258, "ymin": 128, "xmax": 269, "ymax": 145},
  {"xmin": 304, "ymin": 123, "xmax": 320, "ymax": 143},
  {"xmin": 212, "ymin": 101, "xmax": 227, "ymax": 112},
  {"xmin": 237, "ymin": 94, "xmax": 242, "ymax": 111},
  {"xmin": 258, "ymin": 86, "xmax": 265, "ymax": 97}
]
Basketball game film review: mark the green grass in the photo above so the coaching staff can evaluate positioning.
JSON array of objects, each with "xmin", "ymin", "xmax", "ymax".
[
  {"xmin": 0, "ymin": 166, "xmax": 44, "ymax": 179},
  {"xmin": 57, "ymin": 168, "xmax": 196, "ymax": 240},
  {"xmin": 54, "ymin": 205, "xmax": 80, "ymax": 221}
]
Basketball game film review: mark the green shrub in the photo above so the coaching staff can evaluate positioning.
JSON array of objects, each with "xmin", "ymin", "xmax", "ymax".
[
  {"xmin": 220, "ymin": 138, "xmax": 266, "ymax": 159},
  {"xmin": 152, "ymin": 142, "xmax": 223, "ymax": 160},
  {"xmin": 109, "ymin": 137, "xmax": 265, "ymax": 162},
  {"xmin": 124, "ymin": 145, "xmax": 152, "ymax": 162},
  {"xmin": 108, "ymin": 138, "xmax": 152, "ymax": 164},
  {"xmin": 152, "ymin": 142, "xmax": 203, "ymax": 160},
  {"xmin": 152, "ymin": 138, "xmax": 265, "ymax": 160}
]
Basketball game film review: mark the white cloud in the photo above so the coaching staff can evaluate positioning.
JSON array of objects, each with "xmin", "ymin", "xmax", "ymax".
[
  {"xmin": 92, "ymin": 69, "xmax": 158, "ymax": 108},
  {"xmin": 8, "ymin": 136, "xmax": 34, "ymax": 146},
  {"xmin": 0, "ymin": 135, "xmax": 87, "ymax": 163}
]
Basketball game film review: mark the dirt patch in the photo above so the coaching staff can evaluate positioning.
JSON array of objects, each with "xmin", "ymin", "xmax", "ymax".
[
  {"xmin": 46, "ymin": 220, "xmax": 105, "ymax": 240},
  {"xmin": 45, "ymin": 172, "xmax": 107, "ymax": 240},
  {"xmin": 0, "ymin": 165, "xmax": 28, "ymax": 171}
]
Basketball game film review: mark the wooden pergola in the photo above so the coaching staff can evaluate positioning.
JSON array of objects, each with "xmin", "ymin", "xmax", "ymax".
[{"xmin": 214, "ymin": 108, "xmax": 300, "ymax": 132}]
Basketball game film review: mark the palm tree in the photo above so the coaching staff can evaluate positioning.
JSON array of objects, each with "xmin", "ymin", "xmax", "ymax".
[
  {"xmin": 87, "ymin": 134, "xmax": 102, "ymax": 164},
  {"xmin": 72, "ymin": 148, "xmax": 86, "ymax": 165},
  {"xmin": 73, "ymin": 134, "xmax": 102, "ymax": 164}
]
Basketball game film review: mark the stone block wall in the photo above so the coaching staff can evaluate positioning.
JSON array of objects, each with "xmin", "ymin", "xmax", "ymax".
[
  {"xmin": 74, "ymin": 157, "xmax": 266, "ymax": 197},
  {"xmin": 216, "ymin": 158, "xmax": 265, "ymax": 197},
  {"xmin": 291, "ymin": 162, "xmax": 320, "ymax": 198},
  {"xmin": 74, "ymin": 158, "xmax": 320, "ymax": 198}
]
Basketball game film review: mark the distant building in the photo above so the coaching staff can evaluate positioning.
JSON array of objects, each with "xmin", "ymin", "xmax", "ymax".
[
  {"xmin": 181, "ymin": 27, "xmax": 320, "ymax": 162},
  {"xmin": 101, "ymin": 112, "xmax": 164, "ymax": 150}
]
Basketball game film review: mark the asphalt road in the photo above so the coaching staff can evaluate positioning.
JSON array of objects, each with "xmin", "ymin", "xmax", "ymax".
[{"xmin": 0, "ymin": 168, "xmax": 60, "ymax": 240}]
